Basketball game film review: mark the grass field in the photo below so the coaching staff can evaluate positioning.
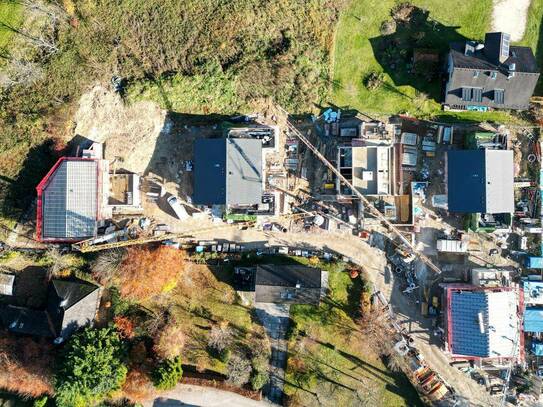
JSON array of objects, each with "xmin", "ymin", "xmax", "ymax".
[
  {"xmin": 330, "ymin": 0, "xmax": 533, "ymax": 122},
  {"xmin": 284, "ymin": 269, "xmax": 421, "ymax": 407},
  {"xmin": 520, "ymin": 0, "xmax": 543, "ymax": 94},
  {"xmin": 0, "ymin": 1, "xmax": 23, "ymax": 51}
]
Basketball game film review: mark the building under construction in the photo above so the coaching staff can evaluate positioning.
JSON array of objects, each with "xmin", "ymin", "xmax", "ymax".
[{"xmin": 444, "ymin": 284, "xmax": 522, "ymax": 367}]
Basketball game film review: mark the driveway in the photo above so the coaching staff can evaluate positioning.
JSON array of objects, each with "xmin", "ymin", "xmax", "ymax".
[
  {"xmin": 143, "ymin": 384, "xmax": 268, "ymax": 407},
  {"xmin": 254, "ymin": 302, "xmax": 291, "ymax": 405}
]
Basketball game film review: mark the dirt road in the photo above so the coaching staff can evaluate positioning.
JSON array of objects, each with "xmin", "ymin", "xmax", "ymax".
[
  {"xmin": 192, "ymin": 226, "xmax": 500, "ymax": 407},
  {"xmin": 492, "ymin": 0, "xmax": 531, "ymax": 42}
]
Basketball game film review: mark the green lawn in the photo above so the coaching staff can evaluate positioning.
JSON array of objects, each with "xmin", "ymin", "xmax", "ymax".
[
  {"xmin": 284, "ymin": 270, "xmax": 422, "ymax": 407},
  {"xmin": 0, "ymin": 1, "xmax": 24, "ymax": 51},
  {"xmin": 519, "ymin": 0, "xmax": 543, "ymax": 94},
  {"xmin": 330, "ymin": 0, "xmax": 532, "ymax": 123}
]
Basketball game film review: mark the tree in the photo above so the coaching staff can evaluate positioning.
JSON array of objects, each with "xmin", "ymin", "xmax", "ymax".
[
  {"xmin": 91, "ymin": 249, "xmax": 126, "ymax": 285},
  {"xmin": 208, "ymin": 323, "xmax": 233, "ymax": 353},
  {"xmin": 226, "ymin": 355, "xmax": 251, "ymax": 386},
  {"xmin": 250, "ymin": 371, "xmax": 269, "ymax": 391},
  {"xmin": 116, "ymin": 246, "xmax": 185, "ymax": 301},
  {"xmin": 153, "ymin": 322, "xmax": 185, "ymax": 360},
  {"xmin": 152, "ymin": 357, "xmax": 183, "ymax": 390},
  {"xmin": 55, "ymin": 326, "xmax": 128, "ymax": 407}
]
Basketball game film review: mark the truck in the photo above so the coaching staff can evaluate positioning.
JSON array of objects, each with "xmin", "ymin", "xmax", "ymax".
[{"xmin": 166, "ymin": 195, "xmax": 189, "ymax": 220}]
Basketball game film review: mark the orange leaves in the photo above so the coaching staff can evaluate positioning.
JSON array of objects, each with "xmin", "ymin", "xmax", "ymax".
[{"xmin": 117, "ymin": 246, "xmax": 185, "ymax": 301}]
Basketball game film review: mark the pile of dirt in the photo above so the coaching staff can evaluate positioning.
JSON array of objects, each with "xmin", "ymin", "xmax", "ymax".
[{"xmin": 73, "ymin": 85, "xmax": 169, "ymax": 174}]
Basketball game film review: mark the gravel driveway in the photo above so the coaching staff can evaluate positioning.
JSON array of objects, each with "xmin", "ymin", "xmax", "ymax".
[{"xmin": 254, "ymin": 302, "xmax": 291, "ymax": 405}]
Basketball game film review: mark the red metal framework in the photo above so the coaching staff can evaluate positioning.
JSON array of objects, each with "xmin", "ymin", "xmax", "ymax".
[{"xmin": 36, "ymin": 157, "xmax": 100, "ymax": 243}]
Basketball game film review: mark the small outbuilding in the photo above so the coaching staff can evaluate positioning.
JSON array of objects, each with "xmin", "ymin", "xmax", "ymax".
[{"xmin": 0, "ymin": 273, "xmax": 15, "ymax": 296}]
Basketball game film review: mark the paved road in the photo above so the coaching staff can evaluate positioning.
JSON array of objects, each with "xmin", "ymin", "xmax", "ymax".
[
  {"xmin": 143, "ymin": 384, "xmax": 268, "ymax": 407},
  {"xmin": 254, "ymin": 303, "xmax": 290, "ymax": 405}
]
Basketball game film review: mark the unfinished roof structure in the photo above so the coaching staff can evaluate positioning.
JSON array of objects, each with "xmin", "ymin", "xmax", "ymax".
[
  {"xmin": 193, "ymin": 138, "xmax": 263, "ymax": 206},
  {"xmin": 445, "ymin": 286, "xmax": 520, "ymax": 360},
  {"xmin": 337, "ymin": 144, "xmax": 393, "ymax": 196},
  {"xmin": 447, "ymin": 149, "xmax": 514, "ymax": 214},
  {"xmin": 255, "ymin": 264, "xmax": 327, "ymax": 305},
  {"xmin": 0, "ymin": 278, "xmax": 100, "ymax": 341},
  {"xmin": 37, "ymin": 157, "xmax": 104, "ymax": 242}
]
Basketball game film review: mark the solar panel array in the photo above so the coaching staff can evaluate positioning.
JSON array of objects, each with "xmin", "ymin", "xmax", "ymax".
[{"xmin": 42, "ymin": 160, "xmax": 97, "ymax": 239}]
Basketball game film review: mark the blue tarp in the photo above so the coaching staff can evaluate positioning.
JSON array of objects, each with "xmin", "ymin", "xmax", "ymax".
[
  {"xmin": 533, "ymin": 342, "xmax": 543, "ymax": 356},
  {"xmin": 526, "ymin": 257, "xmax": 543, "ymax": 269},
  {"xmin": 525, "ymin": 308, "xmax": 543, "ymax": 333}
]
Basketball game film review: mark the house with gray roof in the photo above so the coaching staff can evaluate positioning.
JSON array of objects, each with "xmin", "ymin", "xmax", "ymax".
[
  {"xmin": 444, "ymin": 32, "xmax": 539, "ymax": 111},
  {"xmin": 0, "ymin": 278, "xmax": 100, "ymax": 342},
  {"xmin": 447, "ymin": 149, "xmax": 513, "ymax": 214},
  {"xmin": 193, "ymin": 138, "xmax": 263, "ymax": 206}
]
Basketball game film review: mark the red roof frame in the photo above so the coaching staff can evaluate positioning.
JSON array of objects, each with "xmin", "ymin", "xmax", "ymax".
[{"xmin": 36, "ymin": 157, "xmax": 100, "ymax": 243}]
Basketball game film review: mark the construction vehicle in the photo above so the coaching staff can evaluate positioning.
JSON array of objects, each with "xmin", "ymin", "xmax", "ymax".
[{"xmin": 276, "ymin": 106, "xmax": 442, "ymax": 275}]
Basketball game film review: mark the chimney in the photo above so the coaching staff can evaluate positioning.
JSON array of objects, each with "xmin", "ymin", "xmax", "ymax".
[{"xmin": 484, "ymin": 32, "xmax": 511, "ymax": 64}]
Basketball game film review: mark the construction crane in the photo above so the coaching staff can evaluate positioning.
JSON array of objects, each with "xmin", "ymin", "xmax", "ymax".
[
  {"xmin": 72, "ymin": 212, "xmax": 312, "ymax": 253},
  {"xmin": 277, "ymin": 106, "xmax": 442, "ymax": 275}
]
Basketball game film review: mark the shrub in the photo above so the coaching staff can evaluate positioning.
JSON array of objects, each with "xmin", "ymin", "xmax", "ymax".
[
  {"xmin": 363, "ymin": 72, "xmax": 385, "ymax": 91},
  {"xmin": 250, "ymin": 371, "xmax": 269, "ymax": 391},
  {"xmin": 122, "ymin": 367, "xmax": 155, "ymax": 403},
  {"xmin": 114, "ymin": 316, "xmax": 135, "ymax": 339},
  {"xmin": 153, "ymin": 322, "xmax": 186, "ymax": 360},
  {"xmin": 379, "ymin": 20, "xmax": 396, "ymax": 36},
  {"xmin": 219, "ymin": 348, "xmax": 232, "ymax": 363},
  {"xmin": 152, "ymin": 357, "xmax": 183, "ymax": 390},
  {"xmin": 226, "ymin": 355, "xmax": 251, "ymax": 386},
  {"xmin": 55, "ymin": 327, "xmax": 128, "ymax": 407},
  {"xmin": 33, "ymin": 396, "xmax": 48, "ymax": 407},
  {"xmin": 208, "ymin": 323, "xmax": 233, "ymax": 353}
]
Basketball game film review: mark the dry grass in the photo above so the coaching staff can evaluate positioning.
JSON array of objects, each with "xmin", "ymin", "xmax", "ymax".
[{"xmin": 0, "ymin": 333, "xmax": 54, "ymax": 397}]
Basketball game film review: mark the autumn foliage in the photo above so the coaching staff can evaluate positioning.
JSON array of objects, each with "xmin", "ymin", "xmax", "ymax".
[
  {"xmin": 122, "ymin": 367, "xmax": 156, "ymax": 403},
  {"xmin": 117, "ymin": 246, "xmax": 185, "ymax": 301},
  {"xmin": 114, "ymin": 316, "xmax": 135, "ymax": 339},
  {"xmin": 0, "ymin": 333, "xmax": 54, "ymax": 397},
  {"xmin": 153, "ymin": 322, "xmax": 186, "ymax": 360}
]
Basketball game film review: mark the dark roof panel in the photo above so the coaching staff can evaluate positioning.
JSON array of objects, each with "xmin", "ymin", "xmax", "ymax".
[
  {"xmin": 0, "ymin": 305, "xmax": 54, "ymax": 337},
  {"xmin": 193, "ymin": 139, "xmax": 227, "ymax": 205},
  {"xmin": 448, "ymin": 150, "xmax": 486, "ymax": 213},
  {"xmin": 256, "ymin": 265, "xmax": 322, "ymax": 288}
]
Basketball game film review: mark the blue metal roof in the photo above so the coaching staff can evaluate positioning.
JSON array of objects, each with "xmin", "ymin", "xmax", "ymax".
[
  {"xmin": 450, "ymin": 291, "xmax": 490, "ymax": 357},
  {"xmin": 526, "ymin": 257, "xmax": 543, "ymax": 269},
  {"xmin": 525, "ymin": 308, "xmax": 543, "ymax": 333},
  {"xmin": 193, "ymin": 139, "xmax": 227, "ymax": 205},
  {"xmin": 447, "ymin": 150, "xmax": 486, "ymax": 213}
]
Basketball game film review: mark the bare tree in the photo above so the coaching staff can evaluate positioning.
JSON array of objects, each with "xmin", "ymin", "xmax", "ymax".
[
  {"xmin": 208, "ymin": 323, "xmax": 233, "ymax": 352},
  {"xmin": 226, "ymin": 355, "xmax": 251, "ymax": 386},
  {"xmin": 44, "ymin": 246, "xmax": 72, "ymax": 280},
  {"xmin": 91, "ymin": 248, "xmax": 126, "ymax": 285}
]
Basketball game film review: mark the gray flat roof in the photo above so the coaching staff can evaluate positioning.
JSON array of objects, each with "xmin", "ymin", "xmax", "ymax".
[
  {"xmin": 193, "ymin": 138, "xmax": 262, "ymax": 206},
  {"xmin": 226, "ymin": 138, "xmax": 262, "ymax": 205},
  {"xmin": 42, "ymin": 159, "xmax": 98, "ymax": 239}
]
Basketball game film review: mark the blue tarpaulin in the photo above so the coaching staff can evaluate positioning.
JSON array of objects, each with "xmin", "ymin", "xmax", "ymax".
[
  {"xmin": 527, "ymin": 257, "xmax": 543, "ymax": 269},
  {"xmin": 525, "ymin": 308, "xmax": 543, "ymax": 332},
  {"xmin": 532, "ymin": 341, "xmax": 543, "ymax": 356}
]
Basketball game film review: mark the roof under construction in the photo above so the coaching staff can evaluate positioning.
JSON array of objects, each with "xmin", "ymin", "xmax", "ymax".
[
  {"xmin": 447, "ymin": 287, "xmax": 519, "ymax": 359},
  {"xmin": 37, "ymin": 158, "xmax": 100, "ymax": 241}
]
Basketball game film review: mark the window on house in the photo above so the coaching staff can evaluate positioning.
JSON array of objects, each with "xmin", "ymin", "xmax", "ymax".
[
  {"xmin": 472, "ymin": 88, "xmax": 483, "ymax": 103},
  {"xmin": 473, "ymin": 71, "xmax": 479, "ymax": 78},
  {"xmin": 494, "ymin": 89, "xmax": 505, "ymax": 104},
  {"xmin": 461, "ymin": 87, "xmax": 472, "ymax": 101},
  {"xmin": 490, "ymin": 71, "xmax": 497, "ymax": 80}
]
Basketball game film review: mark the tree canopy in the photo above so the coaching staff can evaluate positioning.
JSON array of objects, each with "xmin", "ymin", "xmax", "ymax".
[{"xmin": 55, "ymin": 326, "xmax": 128, "ymax": 407}]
